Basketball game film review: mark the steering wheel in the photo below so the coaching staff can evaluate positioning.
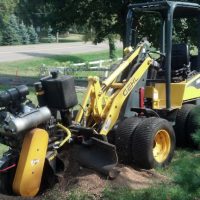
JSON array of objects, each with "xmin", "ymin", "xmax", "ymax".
[{"xmin": 148, "ymin": 51, "xmax": 166, "ymax": 70}]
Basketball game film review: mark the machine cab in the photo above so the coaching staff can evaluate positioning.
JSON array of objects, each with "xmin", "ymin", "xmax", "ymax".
[{"xmin": 126, "ymin": 1, "xmax": 200, "ymax": 110}]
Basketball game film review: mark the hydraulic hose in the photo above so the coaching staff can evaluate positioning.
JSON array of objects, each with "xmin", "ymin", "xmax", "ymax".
[{"xmin": 54, "ymin": 123, "xmax": 72, "ymax": 148}]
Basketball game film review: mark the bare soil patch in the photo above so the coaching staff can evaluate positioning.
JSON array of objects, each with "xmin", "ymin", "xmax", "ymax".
[
  {"xmin": 61, "ymin": 166, "xmax": 167, "ymax": 199},
  {"xmin": 0, "ymin": 147, "xmax": 168, "ymax": 200}
]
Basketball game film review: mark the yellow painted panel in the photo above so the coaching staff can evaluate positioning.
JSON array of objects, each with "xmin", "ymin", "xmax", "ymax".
[
  {"xmin": 155, "ymin": 83, "xmax": 185, "ymax": 109},
  {"xmin": 183, "ymin": 74, "xmax": 200, "ymax": 100},
  {"xmin": 13, "ymin": 128, "xmax": 48, "ymax": 197},
  {"xmin": 183, "ymin": 86, "xmax": 200, "ymax": 100},
  {"xmin": 145, "ymin": 83, "xmax": 186, "ymax": 109},
  {"xmin": 145, "ymin": 86, "xmax": 155, "ymax": 99},
  {"xmin": 145, "ymin": 74, "xmax": 200, "ymax": 108}
]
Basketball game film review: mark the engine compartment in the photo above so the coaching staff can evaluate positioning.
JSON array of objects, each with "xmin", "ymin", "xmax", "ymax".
[{"xmin": 0, "ymin": 72, "xmax": 78, "ymax": 149}]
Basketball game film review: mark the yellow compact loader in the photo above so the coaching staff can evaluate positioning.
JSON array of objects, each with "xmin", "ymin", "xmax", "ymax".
[{"xmin": 0, "ymin": 0, "xmax": 200, "ymax": 197}]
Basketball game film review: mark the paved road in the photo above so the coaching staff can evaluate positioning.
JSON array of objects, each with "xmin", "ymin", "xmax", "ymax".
[{"xmin": 0, "ymin": 42, "xmax": 122, "ymax": 62}]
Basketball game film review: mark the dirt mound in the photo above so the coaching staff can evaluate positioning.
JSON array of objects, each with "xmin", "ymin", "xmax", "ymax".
[
  {"xmin": 110, "ymin": 166, "xmax": 167, "ymax": 189},
  {"xmin": 57, "ymin": 161, "xmax": 168, "ymax": 199},
  {"xmin": 65, "ymin": 168, "xmax": 106, "ymax": 195}
]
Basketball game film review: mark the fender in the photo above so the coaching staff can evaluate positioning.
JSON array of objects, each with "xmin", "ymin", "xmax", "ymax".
[{"xmin": 12, "ymin": 128, "xmax": 48, "ymax": 197}]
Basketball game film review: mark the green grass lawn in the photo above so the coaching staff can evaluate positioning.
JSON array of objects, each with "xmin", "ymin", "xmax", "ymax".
[
  {"xmin": 0, "ymin": 49, "xmax": 122, "ymax": 77},
  {"xmin": 0, "ymin": 144, "xmax": 8, "ymax": 157},
  {"xmin": 58, "ymin": 34, "xmax": 84, "ymax": 43}
]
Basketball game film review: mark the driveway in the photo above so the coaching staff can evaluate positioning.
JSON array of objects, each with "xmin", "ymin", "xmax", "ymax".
[{"xmin": 0, "ymin": 41, "xmax": 122, "ymax": 62}]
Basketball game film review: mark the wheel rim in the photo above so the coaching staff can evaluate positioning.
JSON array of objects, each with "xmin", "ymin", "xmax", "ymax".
[{"xmin": 153, "ymin": 129, "xmax": 171, "ymax": 163}]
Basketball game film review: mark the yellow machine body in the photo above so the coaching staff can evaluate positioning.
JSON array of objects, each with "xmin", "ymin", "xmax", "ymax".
[
  {"xmin": 145, "ymin": 73, "xmax": 200, "ymax": 109},
  {"xmin": 75, "ymin": 43, "xmax": 153, "ymax": 136},
  {"xmin": 12, "ymin": 128, "xmax": 49, "ymax": 197}
]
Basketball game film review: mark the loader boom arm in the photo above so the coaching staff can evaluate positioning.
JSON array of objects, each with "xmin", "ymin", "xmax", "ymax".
[
  {"xmin": 75, "ymin": 41, "xmax": 153, "ymax": 135},
  {"xmin": 100, "ymin": 57, "xmax": 152, "ymax": 135}
]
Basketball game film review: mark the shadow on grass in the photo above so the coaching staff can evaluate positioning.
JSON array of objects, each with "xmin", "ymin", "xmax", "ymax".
[
  {"xmin": 19, "ymin": 52, "xmax": 87, "ymax": 63},
  {"xmin": 0, "ymin": 74, "xmax": 39, "ymax": 86},
  {"xmin": 0, "ymin": 73, "xmax": 87, "ymax": 87},
  {"xmin": 39, "ymin": 40, "xmax": 82, "ymax": 43}
]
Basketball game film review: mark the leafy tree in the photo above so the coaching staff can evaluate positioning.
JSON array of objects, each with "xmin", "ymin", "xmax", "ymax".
[
  {"xmin": 0, "ymin": 0, "xmax": 19, "ymax": 42},
  {"xmin": 19, "ymin": 21, "xmax": 30, "ymax": 44},
  {"xmin": 0, "ymin": 0, "xmax": 19, "ymax": 24},
  {"xmin": 17, "ymin": 0, "xmax": 53, "ymax": 27},
  {"xmin": 28, "ymin": 25, "xmax": 38, "ymax": 44},
  {"xmin": 2, "ymin": 14, "xmax": 22, "ymax": 45}
]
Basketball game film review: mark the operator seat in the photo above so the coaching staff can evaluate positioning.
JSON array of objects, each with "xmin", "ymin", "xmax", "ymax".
[
  {"xmin": 148, "ymin": 44, "xmax": 190, "ymax": 83},
  {"xmin": 171, "ymin": 43, "xmax": 191, "ymax": 81}
]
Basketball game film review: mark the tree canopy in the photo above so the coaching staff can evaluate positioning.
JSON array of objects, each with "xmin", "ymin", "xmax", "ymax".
[
  {"xmin": 0, "ymin": 0, "xmax": 200, "ymax": 47},
  {"xmin": 31, "ymin": 0, "xmax": 130, "ymax": 43},
  {"xmin": 27, "ymin": 0, "xmax": 199, "ymax": 46},
  {"xmin": 0, "ymin": 0, "xmax": 19, "ymax": 23}
]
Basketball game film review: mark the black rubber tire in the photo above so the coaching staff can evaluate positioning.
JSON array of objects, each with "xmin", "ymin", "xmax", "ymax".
[
  {"xmin": 0, "ymin": 171, "xmax": 15, "ymax": 195},
  {"xmin": 174, "ymin": 104, "xmax": 195, "ymax": 147},
  {"xmin": 115, "ymin": 117, "xmax": 143, "ymax": 164},
  {"xmin": 186, "ymin": 105, "xmax": 200, "ymax": 149},
  {"xmin": 0, "ymin": 161, "xmax": 16, "ymax": 195},
  {"xmin": 107, "ymin": 129, "xmax": 116, "ymax": 145},
  {"xmin": 132, "ymin": 117, "xmax": 175, "ymax": 169},
  {"xmin": 107, "ymin": 120, "xmax": 122, "ymax": 145},
  {"xmin": 40, "ymin": 160, "xmax": 58, "ymax": 194}
]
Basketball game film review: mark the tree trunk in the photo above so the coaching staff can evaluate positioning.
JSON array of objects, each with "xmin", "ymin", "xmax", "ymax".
[{"xmin": 108, "ymin": 34, "xmax": 116, "ymax": 59}]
